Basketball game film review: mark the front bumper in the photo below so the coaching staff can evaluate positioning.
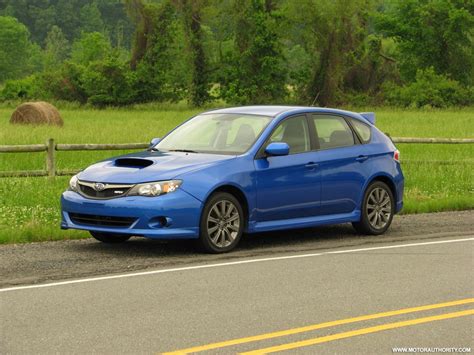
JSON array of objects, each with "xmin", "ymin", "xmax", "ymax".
[{"xmin": 61, "ymin": 189, "xmax": 202, "ymax": 239}]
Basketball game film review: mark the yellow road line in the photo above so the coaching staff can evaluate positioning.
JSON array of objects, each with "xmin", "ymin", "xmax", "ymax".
[
  {"xmin": 241, "ymin": 309, "xmax": 474, "ymax": 354},
  {"xmin": 162, "ymin": 298, "xmax": 474, "ymax": 354}
]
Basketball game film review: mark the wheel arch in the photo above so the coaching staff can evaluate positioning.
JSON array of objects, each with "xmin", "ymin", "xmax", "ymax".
[
  {"xmin": 364, "ymin": 174, "xmax": 398, "ymax": 205},
  {"xmin": 204, "ymin": 184, "xmax": 250, "ymax": 230}
]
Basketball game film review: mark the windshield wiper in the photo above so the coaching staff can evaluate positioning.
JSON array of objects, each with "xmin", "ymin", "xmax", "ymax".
[{"xmin": 168, "ymin": 149, "xmax": 199, "ymax": 153}]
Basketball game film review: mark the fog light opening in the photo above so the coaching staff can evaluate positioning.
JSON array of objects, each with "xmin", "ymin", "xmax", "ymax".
[
  {"xmin": 149, "ymin": 216, "xmax": 172, "ymax": 228},
  {"xmin": 157, "ymin": 216, "xmax": 168, "ymax": 227}
]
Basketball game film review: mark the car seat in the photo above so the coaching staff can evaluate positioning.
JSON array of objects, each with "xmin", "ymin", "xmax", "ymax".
[{"xmin": 282, "ymin": 119, "xmax": 307, "ymax": 153}]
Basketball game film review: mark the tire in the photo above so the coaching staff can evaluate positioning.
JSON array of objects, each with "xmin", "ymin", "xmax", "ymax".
[
  {"xmin": 90, "ymin": 231, "xmax": 131, "ymax": 243},
  {"xmin": 198, "ymin": 192, "xmax": 244, "ymax": 253},
  {"xmin": 352, "ymin": 181, "xmax": 395, "ymax": 235}
]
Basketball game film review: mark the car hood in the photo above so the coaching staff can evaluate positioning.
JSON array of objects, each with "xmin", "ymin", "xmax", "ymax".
[{"xmin": 78, "ymin": 150, "xmax": 235, "ymax": 184}]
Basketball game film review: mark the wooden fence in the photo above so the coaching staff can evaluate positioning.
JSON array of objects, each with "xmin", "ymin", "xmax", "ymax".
[{"xmin": 0, "ymin": 137, "xmax": 473, "ymax": 178}]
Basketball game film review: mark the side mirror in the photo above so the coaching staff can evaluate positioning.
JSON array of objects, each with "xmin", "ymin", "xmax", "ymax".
[
  {"xmin": 265, "ymin": 142, "xmax": 289, "ymax": 156},
  {"xmin": 149, "ymin": 137, "xmax": 161, "ymax": 149}
]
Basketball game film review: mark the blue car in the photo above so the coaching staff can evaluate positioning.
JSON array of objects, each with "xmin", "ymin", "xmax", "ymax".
[{"xmin": 61, "ymin": 106, "xmax": 403, "ymax": 253}]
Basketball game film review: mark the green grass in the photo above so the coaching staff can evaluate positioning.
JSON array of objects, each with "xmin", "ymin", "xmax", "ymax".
[
  {"xmin": 0, "ymin": 107, "xmax": 473, "ymax": 243},
  {"xmin": 0, "ymin": 108, "xmax": 201, "ymax": 171}
]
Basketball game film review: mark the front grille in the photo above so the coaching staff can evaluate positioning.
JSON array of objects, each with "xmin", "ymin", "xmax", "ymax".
[
  {"xmin": 78, "ymin": 181, "xmax": 133, "ymax": 199},
  {"xmin": 69, "ymin": 213, "xmax": 136, "ymax": 228}
]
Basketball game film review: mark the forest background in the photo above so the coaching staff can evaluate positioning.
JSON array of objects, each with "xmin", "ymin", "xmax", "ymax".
[{"xmin": 0, "ymin": 0, "xmax": 473, "ymax": 108}]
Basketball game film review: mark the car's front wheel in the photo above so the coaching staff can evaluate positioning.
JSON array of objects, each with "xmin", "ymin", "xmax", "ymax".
[
  {"xmin": 352, "ymin": 181, "xmax": 395, "ymax": 235},
  {"xmin": 198, "ymin": 192, "xmax": 244, "ymax": 253},
  {"xmin": 90, "ymin": 231, "xmax": 131, "ymax": 243}
]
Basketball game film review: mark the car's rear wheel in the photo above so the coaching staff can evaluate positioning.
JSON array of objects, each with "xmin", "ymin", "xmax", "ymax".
[
  {"xmin": 198, "ymin": 192, "xmax": 244, "ymax": 253},
  {"xmin": 90, "ymin": 231, "xmax": 131, "ymax": 243},
  {"xmin": 352, "ymin": 181, "xmax": 394, "ymax": 235}
]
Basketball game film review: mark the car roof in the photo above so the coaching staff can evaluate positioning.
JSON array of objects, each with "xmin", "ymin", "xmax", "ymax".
[
  {"xmin": 204, "ymin": 106, "xmax": 301, "ymax": 116},
  {"xmin": 203, "ymin": 105, "xmax": 369, "ymax": 123}
]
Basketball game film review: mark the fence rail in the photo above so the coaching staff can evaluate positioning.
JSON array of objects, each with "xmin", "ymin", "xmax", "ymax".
[
  {"xmin": 55, "ymin": 143, "xmax": 149, "ymax": 151},
  {"xmin": 389, "ymin": 137, "xmax": 474, "ymax": 144},
  {"xmin": 0, "ymin": 137, "xmax": 472, "ymax": 178}
]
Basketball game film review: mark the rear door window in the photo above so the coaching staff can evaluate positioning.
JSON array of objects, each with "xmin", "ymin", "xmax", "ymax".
[{"xmin": 312, "ymin": 115, "xmax": 355, "ymax": 149}]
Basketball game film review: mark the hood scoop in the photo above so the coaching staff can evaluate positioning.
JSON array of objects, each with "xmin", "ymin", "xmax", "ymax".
[{"xmin": 114, "ymin": 158, "xmax": 154, "ymax": 168}]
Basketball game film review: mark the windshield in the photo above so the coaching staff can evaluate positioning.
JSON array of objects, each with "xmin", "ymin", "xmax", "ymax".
[{"xmin": 156, "ymin": 113, "xmax": 272, "ymax": 154}]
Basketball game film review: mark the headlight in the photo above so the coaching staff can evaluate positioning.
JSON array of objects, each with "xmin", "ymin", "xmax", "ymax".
[
  {"xmin": 69, "ymin": 175, "xmax": 79, "ymax": 192},
  {"xmin": 128, "ymin": 180, "xmax": 182, "ymax": 197}
]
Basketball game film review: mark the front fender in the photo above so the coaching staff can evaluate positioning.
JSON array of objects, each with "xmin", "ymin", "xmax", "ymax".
[{"xmin": 177, "ymin": 156, "xmax": 257, "ymax": 220}]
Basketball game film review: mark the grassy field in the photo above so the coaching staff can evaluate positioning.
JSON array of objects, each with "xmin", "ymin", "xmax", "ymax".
[{"xmin": 0, "ymin": 106, "xmax": 473, "ymax": 243}]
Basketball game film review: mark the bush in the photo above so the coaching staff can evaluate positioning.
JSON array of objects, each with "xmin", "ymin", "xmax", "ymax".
[
  {"xmin": 0, "ymin": 75, "xmax": 43, "ymax": 100},
  {"xmin": 384, "ymin": 68, "xmax": 473, "ymax": 108},
  {"xmin": 41, "ymin": 62, "xmax": 88, "ymax": 104},
  {"xmin": 342, "ymin": 91, "xmax": 384, "ymax": 107},
  {"xmin": 81, "ymin": 56, "xmax": 137, "ymax": 107}
]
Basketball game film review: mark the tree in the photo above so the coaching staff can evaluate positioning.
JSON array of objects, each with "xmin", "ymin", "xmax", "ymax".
[
  {"xmin": 0, "ymin": 16, "xmax": 41, "ymax": 82},
  {"xmin": 125, "ymin": 0, "xmax": 153, "ymax": 70},
  {"xmin": 0, "ymin": 0, "xmax": 55, "ymax": 44},
  {"xmin": 44, "ymin": 25, "xmax": 70, "ymax": 69},
  {"xmin": 0, "ymin": 0, "xmax": 134, "ymax": 48},
  {"xmin": 96, "ymin": 0, "xmax": 135, "ymax": 49},
  {"xmin": 71, "ymin": 32, "xmax": 112, "ymax": 66},
  {"xmin": 376, "ymin": 0, "xmax": 474, "ymax": 85},
  {"xmin": 220, "ymin": 0, "xmax": 287, "ymax": 104},
  {"xmin": 126, "ymin": 0, "xmax": 187, "ymax": 102},
  {"xmin": 285, "ymin": 0, "xmax": 374, "ymax": 106},
  {"xmin": 79, "ymin": 2, "xmax": 105, "ymax": 34},
  {"xmin": 54, "ymin": 0, "xmax": 83, "ymax": 41},
  {"xmin": 174, "ymin": 0, "xmax": 210, "ymax": 106}
]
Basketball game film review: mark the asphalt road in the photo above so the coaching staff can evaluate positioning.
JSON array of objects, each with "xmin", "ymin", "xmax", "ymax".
[{"xmin": 1, "ymin": 210, "xmax": 473, "ymax": 354}]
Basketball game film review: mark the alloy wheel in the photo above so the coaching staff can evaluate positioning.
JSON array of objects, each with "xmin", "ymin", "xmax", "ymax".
[
  {"xmin": 366, "ymin": 187, "xmax": 392, "ymax": 230},
  {"xmin": 206, "ymin": 200, "xmax": 241, "ymax": 248}
]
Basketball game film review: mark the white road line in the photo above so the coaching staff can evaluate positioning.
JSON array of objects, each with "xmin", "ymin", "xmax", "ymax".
[{"xmin": 1, "ymin": 236, "xmax": 473, "ymax": 293}]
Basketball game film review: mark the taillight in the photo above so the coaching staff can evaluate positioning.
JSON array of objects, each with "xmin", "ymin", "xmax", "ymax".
[{"xmin": 393, "ymin": 149, "xmax": 400, "ymax": 162}]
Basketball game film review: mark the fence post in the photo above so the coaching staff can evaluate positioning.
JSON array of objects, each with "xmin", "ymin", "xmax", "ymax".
[{"xmin": 46, "ymin": 138, "xmax": 55, "ymax": 178}]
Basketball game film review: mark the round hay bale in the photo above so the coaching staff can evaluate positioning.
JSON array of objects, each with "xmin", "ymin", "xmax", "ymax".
[{"xmin": 10, "ymin": 102, "xmax": 63, "ymax": 127}]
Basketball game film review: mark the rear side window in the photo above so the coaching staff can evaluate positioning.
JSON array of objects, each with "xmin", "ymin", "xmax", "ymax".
[
  {"xmin": 312, "ymin": 115, "xmax": 354, "ymax": 149},
  {"xmin": 351, "ymin": 118, "xmax": 372, "ymax": 143}
]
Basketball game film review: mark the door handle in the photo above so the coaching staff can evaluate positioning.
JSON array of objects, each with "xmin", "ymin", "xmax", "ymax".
[
  {"xmin": 305, "ymin": 162, "xmax": 319, "ymax": 169},
  {"xmin": 356, "ymin": 155, "xmax": 369, "ymax": 162}
]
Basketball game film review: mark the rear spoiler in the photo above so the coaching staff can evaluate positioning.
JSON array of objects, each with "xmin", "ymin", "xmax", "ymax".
[{"xmin": 360, "ymin": 112, "xmax": 375, "ymax": 125}]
